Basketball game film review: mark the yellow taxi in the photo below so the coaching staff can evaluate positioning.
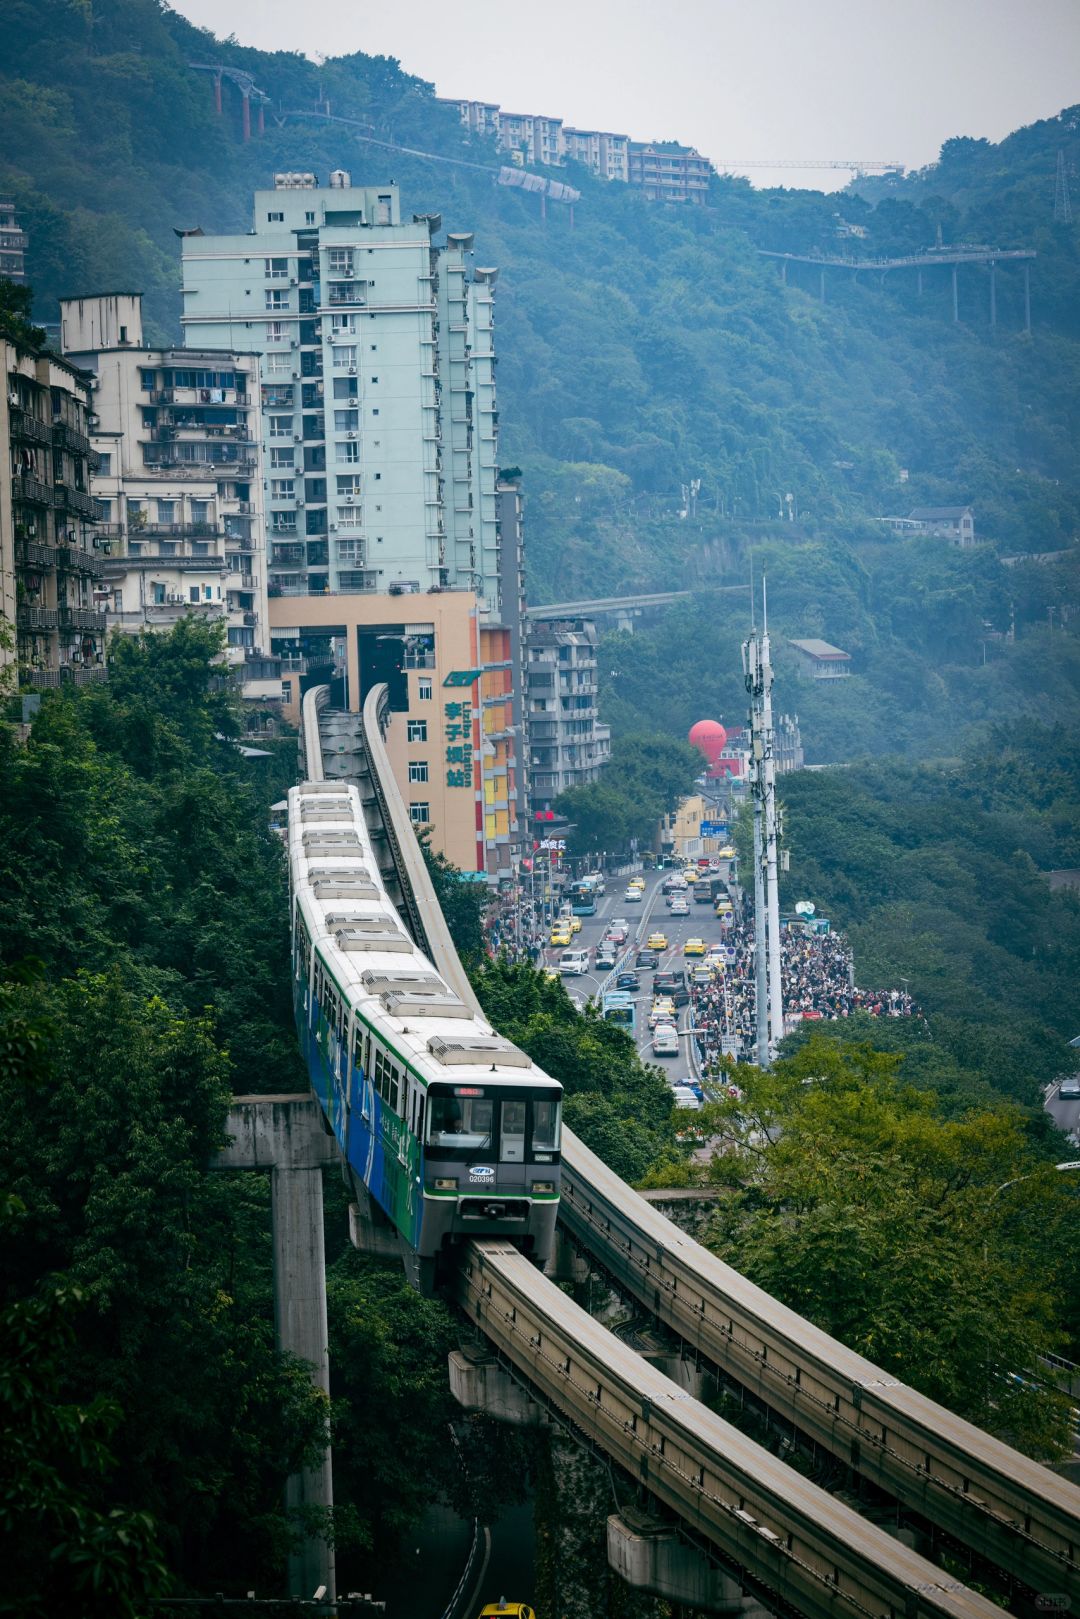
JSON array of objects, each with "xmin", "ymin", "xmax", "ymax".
[
  {"xmin": 628, "ymin": 875, "xmax": 646, "ymax": 892},
  {"xmin": 684, "ymin": 937, "xmax": 706, "ymax": 957},
  {"xmin": 550, "ymin": 926, "xmax": 572, "ymax": 948},
  {"xmin": 718, "ymin": 846, "xmax": 736, "ymax": 859},
  {"xmin": 542, "ymin": 969, "xmax": 559, "ymax": 982},
  {"xmin": 478, "ymin": 1606, "xmax": 536, "ymax": 1619},
  {"xmin": 569, "ymin": 916, "xmax": 582, "ymax": 934},
  {"xmin": 647, "ymin": 930, "xmax": 668, "ymax": 951},
  {"xmin": 682, "ymin": 868, "xmax": 699, "ymax": 884}
]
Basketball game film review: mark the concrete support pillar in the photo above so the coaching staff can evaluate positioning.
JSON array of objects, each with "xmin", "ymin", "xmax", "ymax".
[
  {"xmin": 218, "ymin": 1096, "xmax": 339, "ymax": 1601},
  {"xmin": 242, "ymin": 90, "xmax": 251, "ymax": 142},
  {"xmin": 989, "ymin": 260, "xmax": 997, "ymax": 328},
  {"xmin": 916, "ymin": 268, "xmax": 923, "ymax": 296},
  {"xmin": 607, "ymin": 1514, "xmax": 770, "ymax": 1616},
  {"xmin": 952, "ymin": 264, "xmax": 959, "ymax": 323},
  {"xmin": 780, "ymin": 260, "xmax": 787, "ymax": 284},
  {"xmin": 1024, "ymin": 263, "xmax": 1031, "ymax": 333},
  {"xmin": 543, "ymin": 1226, "xmax": 589, "ymax": 1286},
  {"xmin": 819, "ymin": 267, "xmax": 826, "ymax": 303},
  {"xmin": 257, "ymin": 101, "xmax": 265, "ymax": 137},
  {"xmin": 214, "ymin": 72, "xmax": 223, "ymax": 116},
  {"xmin": 448, "ymin": 1349, "xmax": 548, "ymax": 1427}
]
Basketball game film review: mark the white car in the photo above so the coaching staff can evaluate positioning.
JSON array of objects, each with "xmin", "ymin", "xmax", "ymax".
[
  {"xmin": 653, "ymin": 1025, "xmax": 680, "ymax": 1057},
  {"xmin": 559, "ymin": 948, "xmax": 591, "ymax": 975},
  {"xmin": 669, "ymin": 899, "xmax": 690, "ymax": 916},
  {"xmin": 624, "ymin": 886, "xmax": 643, "ymax": 902},
  {"xmin": 671, "ymin": 1084, "xmax": 702, "ymax": 1110}
]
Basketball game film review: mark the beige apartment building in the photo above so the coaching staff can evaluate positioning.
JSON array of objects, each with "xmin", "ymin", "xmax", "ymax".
[
  {"xmin": 2, "ymin": 334, "xmax": 107, "ymax": 692},
  {"xmin": 59, "ymin": 294, "xmax": 271, "ymax": 688}
]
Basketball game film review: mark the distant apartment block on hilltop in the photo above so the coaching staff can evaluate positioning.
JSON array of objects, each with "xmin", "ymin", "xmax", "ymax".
[{"xmin": 437, "ymin": 98, "xmax": 707, "ymax": 199}]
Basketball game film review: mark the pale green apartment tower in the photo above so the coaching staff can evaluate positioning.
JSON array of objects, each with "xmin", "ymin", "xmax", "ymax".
[{"xmin": 179, "ymin": 173, "xmax": 501, "ymax": 612}]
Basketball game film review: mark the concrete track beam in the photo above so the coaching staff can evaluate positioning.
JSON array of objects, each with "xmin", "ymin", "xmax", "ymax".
[{"xmin": 607, "ymin": 1513, "xmax": 770, "ymax": 1616}]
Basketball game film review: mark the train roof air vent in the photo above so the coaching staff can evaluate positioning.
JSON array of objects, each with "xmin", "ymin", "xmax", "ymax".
[
  {"xmin": 426, "ymin": 1034, "xmax": 531, "ymax": 1068},
  {"xmin": 335, "ymin": 921, "xmax": 412, "ymax": 954},
  {"xmin": 383, "ymin": 991, "xmax": 470, "ymax": 1020},
  {"xmin": 360, "ymin": 970, "xmax": 443, "ymax": 996}
]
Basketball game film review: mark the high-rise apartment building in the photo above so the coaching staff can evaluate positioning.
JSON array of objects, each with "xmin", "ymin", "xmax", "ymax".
[
  {"xmin": 59, "ymin": 293, "xmax": 271, "ymax": 685},
  {"xmin": 525, "ymin": 618, "xmax": 610, "ymax": 805},
  {"xmin": 179, "ymin": 173, "xmax": 500, "ymax": 612},
  {"xmin": 0, "ymin": 201, "xmax": 28, "ymax": 284},
  {"xmin": 2, "ymin": 335, "xmax": 107, "ymax": 691}
]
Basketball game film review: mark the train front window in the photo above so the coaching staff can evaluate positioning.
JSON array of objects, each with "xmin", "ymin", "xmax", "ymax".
[
  {"xmin": 501, "ymin": 1100, "xmax": 526, "ymax": 1163},
  {"xmin": 427, "ymin": 1093, "xmax": 494, "ymax": 1152},
  {"xmin": 531, "ymin": 1098, "xmax": 561, "ymax": 1155}
]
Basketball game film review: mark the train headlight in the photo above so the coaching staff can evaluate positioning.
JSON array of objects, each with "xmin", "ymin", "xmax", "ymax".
[
  {"xmin": 433, "ymin": 1178, "xmax": 457, "ymax": 1191},
  {"xmin": 531, "ymin": 1181, "xmax": 555, "ymax": 1194}
]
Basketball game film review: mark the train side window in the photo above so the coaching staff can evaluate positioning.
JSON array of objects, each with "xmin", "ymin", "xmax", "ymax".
[
  {"xmin": 531, "ymin": 1097, "xmax": 561, "ymax": 1154},
  {"xmin": 415, "ymin": 1095, "xmax": 425, "ymax": 1144}
]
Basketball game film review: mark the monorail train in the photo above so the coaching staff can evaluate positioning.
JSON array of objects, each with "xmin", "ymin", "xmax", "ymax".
[{"xmin": 287, "ymin": 780, "xmax": 562, "ymax": 1293}]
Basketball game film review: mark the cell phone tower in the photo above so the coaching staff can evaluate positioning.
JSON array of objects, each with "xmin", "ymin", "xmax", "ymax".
[{"xmin": 742, "ymin": 581, "xmax": 784, "ymax": 1064}]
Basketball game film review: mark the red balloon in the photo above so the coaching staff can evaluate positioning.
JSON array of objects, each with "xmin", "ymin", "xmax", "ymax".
[{"xmin": 688, "ymin": 719, "xmax": 728, "ymax": 766}]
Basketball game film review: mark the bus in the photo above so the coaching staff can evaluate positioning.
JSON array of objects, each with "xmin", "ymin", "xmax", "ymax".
[
  {"xmin": 567, "ymin": 879, "xmax": 598, "ymax": 916},
  {"xmin": 602, "ymin": 990, "xmax": 636, "ymax": 1036}
]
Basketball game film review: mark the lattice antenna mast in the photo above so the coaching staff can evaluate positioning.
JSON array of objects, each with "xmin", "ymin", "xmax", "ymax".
[{"xmin": 1055, "ymin": 150, "xmax": 1073, "ymax": 225}]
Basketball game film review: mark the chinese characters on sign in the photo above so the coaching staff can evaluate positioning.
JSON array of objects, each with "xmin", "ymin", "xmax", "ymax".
[{"xmin": 444, "ymin": 698, "xmax": 473, "ymax": 788}]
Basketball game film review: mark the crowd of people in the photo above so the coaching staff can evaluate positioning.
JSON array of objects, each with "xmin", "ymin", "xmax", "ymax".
[{"xmin": 690, "ymin": 915, "xmax": 919, "ymax": 1064}]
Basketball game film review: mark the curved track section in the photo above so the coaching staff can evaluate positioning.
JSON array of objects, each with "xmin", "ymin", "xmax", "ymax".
[
  {"xmin": 303, "ymin": 686, "xmax": 1080, "ymax": 1603},
  {"xmin": 457, "ymin": 1242, "xmax": 1000, "ymax": 1619}
]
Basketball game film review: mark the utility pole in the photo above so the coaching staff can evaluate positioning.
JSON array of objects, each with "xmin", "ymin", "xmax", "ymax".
[{"xmin": 743, "ymin": 585, "xmax": 784, "ymax": 1063}]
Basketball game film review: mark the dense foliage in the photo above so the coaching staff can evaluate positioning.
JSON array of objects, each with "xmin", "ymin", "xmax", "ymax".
[
  {"xmin": 0, "ymin": 625, "xmax": 503, "ymax": 1604},
  {"xmin": 700, "ymin": 1039, "xmax": 1080, "ymax": 1455},
  {"xmin": 776, "ymin": 722, "xmax": 1080, "ymax": 1103},
  {"xmin": 555, "ymin": 731, "xmax": 700, "ymax": 855}
]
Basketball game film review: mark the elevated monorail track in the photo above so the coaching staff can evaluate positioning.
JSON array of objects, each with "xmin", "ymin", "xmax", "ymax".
[{"xmin": 300, "ymin": 685, "xmax": 1080, "ymax": 1608}]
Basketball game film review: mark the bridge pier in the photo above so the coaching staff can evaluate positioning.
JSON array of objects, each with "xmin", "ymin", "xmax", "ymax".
[
  {"xmin": 1024, "ymin": 262, "xmax": 1031, "ymax": 332},
  {"xmin": 952, "ymin": 264, "xmax": 959, "ymax": 323},
  {"xmin": 217, "ymin": 1095, "xmax": 338, "ymax": 1602},
  {"xmin": 990, "ymin": 259, "xmax": 997, "ymax": 328},
  {"xmin": 607, "ymin": 1512, "xmax": 770, "ymax": 1616},
  {"xmin": 448, "ymin": 1347, "xmax": 549, "ymax": 1426}
]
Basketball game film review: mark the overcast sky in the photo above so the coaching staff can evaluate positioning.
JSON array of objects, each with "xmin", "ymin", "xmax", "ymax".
[{"xmin": 171, "ymin": 0, "xmax": 1080, "ymax": 190}]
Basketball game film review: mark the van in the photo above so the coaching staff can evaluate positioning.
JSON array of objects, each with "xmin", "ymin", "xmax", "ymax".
[
  {"xmin": 653, "ymin": 1024, "xmax": 680, "ymax": 1057},
  {"xmin": 559, "ymin": 947, "xmax": 591, "ymax": 976}
]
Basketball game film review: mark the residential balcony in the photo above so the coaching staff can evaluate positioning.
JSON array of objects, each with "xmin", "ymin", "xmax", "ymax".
[
  {"xmin": 18, "ymin": 604, "xmax": 60, "ymax": 630},
  {"xmin": 143, "ymin": 600, "xmax": 226, "ymax": 620},
  {"xmin": 17, "ymin": 541, "xmax": 58, "ymax": 570},
  {"xmin": 57, "ymin": 485, "xmax": 100, "ymax": 520},
  {"xmin": 59, "ymin": 605, "xmax": 108, "ymax": 633},
  {"xmin": 14, "ymin": 476, "xmax": 58, "ymax": 508},
  {"xmin": 9, "ymin": 407, "xmax": 51, "ymax": 446},
  {"xmin": 138, "ymin": 522, "xmax": 221, "ymax": 539},
  {"xmin": 52, "ymin": 420, "xmax": 92, "ymax": 457},
  {"xmin": 142, "ymin": 451, "xmax": 258, "ymax": 473},
  {"xmin": 57, "ymin": 547, "xmax": 107, "ymax": 579}
]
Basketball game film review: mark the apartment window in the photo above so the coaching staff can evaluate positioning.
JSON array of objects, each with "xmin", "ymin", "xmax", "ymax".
[
  {"xmin": 267, "ymin": 210, "xmax": 285, "ymax": 222},
  {"xmin": 304, "ymin": 211, "xmax": 316, "ymax": 225},
  {"xmin": 140, "ymin": 368, "xmax": 157, "ymax": 390},
  {"xmin": 407, "ymin": 719, "xmax": 428, "ymax": 742},
  {"xmin": 156, "ymin": 500, "xmax": 176, "ymax": 524},
  {"xmin": 333, "ymin": 378, "xmax": 358, "ymax": 400},
  {"xmin": 265, "ymin": 352, "xmax": 291, "ymax": 376},
  {"xmin": 189, "ymin": 586, "xmax": 200, "ymax": 604},
  {"xmin": 191, "ymin": 501, "xmax": 210, "ymax": 524},
  {"xmin": 333, "ymin": 346, "xmax": 357, "ymax": 368},
  {"xmin": 335, "ymin": 475, "xmax": 361, "ymax": 496},
  {"xmin": 269, "ymin": 414, "xmax": 292, "ymax": 438},
  {"xmin": 94, "ymin": 498, "xmax": 112, "ymax": 522},
  {"xmin": 408, "ymin": 761, "xmax": 429, "ymax": 784},
  {"xmin": 96, "ymin": 452, "xmax": 112, "ymax": 476},
  {"xmin": 228, "ymin": 626, "xmax": 255, "ymax": 648},
  {"xmin": 159, "ymin": 542, "xmax": 176, "ymax": 557},
  {"xmin": 409, "ymin": 802, "xmax": 430, "ymax": 826},
  {"xmin": 265, "ymin": 256, "xmax": 289, "ymax": 279},
  {"xmin": 266, "ymin": 289, "xmax": 288, "ymax": 311},
  {"xmin": 266, "ymin": 322, "xmax": 289, "ymax": 344},
  {"xmin": 270, "ymin": 448, "xmax": 295, "ymax": 469},
  {"xmin": 417, "ymin": 678, "xmax": 433, "ymax": 700},
  {"xmin": 334, "ymin": 409, "xmax": 358, "ymax": 432},
  {"xmin": 327, "ymin": 248, "xmax": 354, "ymax": 274},
  {"xmin": 338, "ymin": 441, "xmax": 359, "ymax": 464},
  {"xmin": 336, "ymin": 506, "xmax": 361, "ymax": 528},
  {"xmin": 330, "ymin": 314, "xmax": 356, "ymax": 335},
  {"xmin": 151, "ymin": 583, "xmax": 166, "ymax": 604},
  {"xmin": 336, "ymin": 538, "xmax": 364, "ymax": 561},
  {"xmin": 270, "ymin": 479, "xmax": 295, "ymax": 499}
]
